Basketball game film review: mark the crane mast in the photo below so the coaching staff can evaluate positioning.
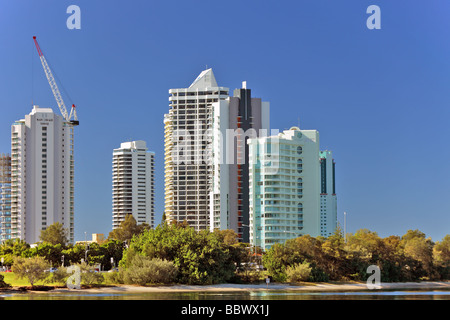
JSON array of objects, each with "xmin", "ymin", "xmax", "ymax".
[{"xmin": 33, "ymin": 36, "xmax": 79, "ymax": 126}]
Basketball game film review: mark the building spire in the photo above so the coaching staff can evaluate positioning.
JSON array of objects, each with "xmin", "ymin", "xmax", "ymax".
[{"xmin": 189, "ymin": 68, "xmax": 218, "ymax": 89}]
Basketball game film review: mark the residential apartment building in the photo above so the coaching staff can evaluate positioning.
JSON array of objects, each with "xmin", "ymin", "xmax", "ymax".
[
  {"xmin": 320, "ymin": 150, "xmax": 337, "ymax": 237},
  {"xmin": 11, "ymin": 106, "xmax": 75, "ymax": 244},
  {"xmin": 0, "ymin": 154, "xmax": 11, "ymax": 242},
  {"xmin": 164, "ymin": 69, "xmax": 271, "ymax": 240},
  {"xmin": 210, "ymin": 81, "xmax": 270, "ymax": 242},
  {"xmin": 164, "ymin": 68, "xmax": 229, "ymax": 231},
  {"xmin": 112, "ymin": 140, "xmax": 155, "ymax": 229},
  {"xmin": 248, "ymin": 127, "xmax": 322, "ymax": 251}
]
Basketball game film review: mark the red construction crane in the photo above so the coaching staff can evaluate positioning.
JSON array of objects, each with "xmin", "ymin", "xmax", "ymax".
[{"xmin": 33, "ymin": 36, "xmax": 79, "ymax": 126}]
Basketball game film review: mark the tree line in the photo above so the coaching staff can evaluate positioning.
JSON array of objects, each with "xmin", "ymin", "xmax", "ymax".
[
  {"xmin": 2, "ymin": 215, "xmax": 450, "ymax": 286},
  {"xmin": 263, "ymin": 227, "xmax": 450, "ymax": 282}
]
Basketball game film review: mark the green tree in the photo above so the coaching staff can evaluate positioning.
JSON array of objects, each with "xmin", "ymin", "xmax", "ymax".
[
  {"xmin": 345, "ymin": 229, "xmax": 384, "ymax": 280},
  {"xmin": 433, "ymin": 235, "xmax": 450, "ymax": 279},
  {"xmin": 108, "ymin": 214, "xmax": 150, "ymax": 243},
  {"xmin": 322, "ymin": 225, "xmax": 345, "ymax": 259},
  {"xmin": 263, "ymin": 235, "xmax": 330, "ymax": 282},
  {"xmin": 32, "ymin": 242, "xmax": 64, "ymax": 267},
  {"xmin": 378, "ymin": 235, "xmax": 406, "ymax": 282},
  {"xmin": 39, "ymin": 222, "xmax": 69, "ymax": 246},
  {"xmin": 401, "ymin": 229, "xmax": 435, "ymax": 279},
  {"xmin": 61, "ymin": 244, "xmax": 86, "ymax": 265},
  {"xmin": 346, "ymin": 229, "xmax": 383, "ymax": 262},
  {"xmin": 434, "ymin": 235, "xmax": 450, "ymax": 267},
  {"xmin": 99, "ymin": 240, "xmax": 125, "ymax": 270},
  {"xmin": 12, "ymin": 256, "xmax": 50, "ymax": 286},
  {"xmin": 84, "ymin": 242, "xmax": 104, "ymax": 265},
  {"xmin": 120, "ymin": 224, "xmax": 241, "ymax": 284},
  {"xmin": 262, "ymin": 240, "xmax": 300, "ymax": 282},
  {"xmin": 0, "ymin": 239, "xmax": 30, "ymax": 258}
]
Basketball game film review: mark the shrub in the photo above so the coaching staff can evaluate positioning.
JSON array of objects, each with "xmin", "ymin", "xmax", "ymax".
[
  {"xmin": 286, "ymin": 261, "xmax": 312, "ymax": 282},
  {"xmin": 122, "ymin": 255, "xmax": 178, "ymax": 285},
  {"xmin": 50, "ymin": 267, "xmax": 69, "ymax": 285},
  {"xmin": 12, "ymin": 256, "xmax": 49, "ymax": 286},
  {"xmin": 78, "ymin": 263, "xmax": 104, "ymax": 285},
  {"xmin": 0, "ymin": 274, "xmax": 10, "ymax": 288},
  {"xmin": 104, "ymin": 269, "xmax": 124, "ymax": 285}
]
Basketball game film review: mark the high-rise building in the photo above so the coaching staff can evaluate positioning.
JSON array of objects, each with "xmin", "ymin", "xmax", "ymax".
[
  {"xmin": 210, "ymin": 81, "xmax": 270, "ymax": 242},
  {"xmin": 0, "ymin": 154, "xmax": 11, "ymax": 242},
  {"xmin": 164, "ymin": 69, "xmax": 229, "ymax": 231},
  {"xmin": 10, "ymin": 106, "xmax": 75, "ymax": 244},
  {"xmin": 319, "ymin": 150, "xmax": 337, "ymax": 237},
  {"xmin": 112, "ymin": 141, "xmax": 155, "ymax": 229},
  {"xmin": 248, "ymin": 127, "xmax": 321, "ymax": 251},
  {"xmin": 164, "ymin": 69, "xmax": 270, "ymax": 239}
]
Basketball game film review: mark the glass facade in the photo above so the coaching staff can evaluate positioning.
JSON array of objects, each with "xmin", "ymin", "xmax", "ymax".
[{"xmin": 249, "ymin": 130, "xmax": 314, "ymax": 251}]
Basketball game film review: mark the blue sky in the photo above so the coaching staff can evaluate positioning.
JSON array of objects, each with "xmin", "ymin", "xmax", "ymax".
[{"xmin": 1, "ymin": 0, "xmax": 449, "ymax": 242}]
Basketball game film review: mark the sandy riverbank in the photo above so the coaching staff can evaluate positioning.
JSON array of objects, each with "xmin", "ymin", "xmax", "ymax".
[{"xmin": 19, "ymin": 281, "xmax": 450, "ymax": 295}]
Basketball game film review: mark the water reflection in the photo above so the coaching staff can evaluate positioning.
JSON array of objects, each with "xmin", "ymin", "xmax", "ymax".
[{"xmin": 2, "ymin": 289, "xmax": 450, "ymax": 300}]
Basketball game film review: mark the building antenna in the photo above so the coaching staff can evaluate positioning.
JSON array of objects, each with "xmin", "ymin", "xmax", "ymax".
[{"xmin": 31, "ymin": 39, "xmax": 34, "ymax": 107}]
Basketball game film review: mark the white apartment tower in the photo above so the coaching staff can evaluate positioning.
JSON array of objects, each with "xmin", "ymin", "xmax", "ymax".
[
  {"xmin": 112, "ymin": 141, "xmax": 155, "ymax": 229},
  {"xmin": 11, "ymin": 106, "xmax": 75, "ymax": 244},
  {"xmin": 164, "ymin": 69, "xmax": 229, "ymax": 231}
]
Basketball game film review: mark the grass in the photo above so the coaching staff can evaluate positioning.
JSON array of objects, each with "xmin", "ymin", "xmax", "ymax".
[
  {"xmin": 1, "ymin": 272, "xmax": 61, "ymax": 287},
  {"xmin": 1, "ymin": 271, "xmax": 118, "ymax": 288}
]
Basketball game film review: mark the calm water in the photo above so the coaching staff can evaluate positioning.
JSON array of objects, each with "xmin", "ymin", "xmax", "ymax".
[{"xmin": 2, "ymin": 289, "xmax": 450, "ymax": 300}]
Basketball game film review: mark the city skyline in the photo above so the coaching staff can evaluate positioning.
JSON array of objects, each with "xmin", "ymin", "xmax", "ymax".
[{"xmin": 0, "ymin": 1, "xmax": 449, "ymax": 242}]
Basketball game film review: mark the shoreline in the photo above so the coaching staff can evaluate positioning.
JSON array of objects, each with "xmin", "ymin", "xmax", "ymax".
[{"xmin": 4, "ymin": 281, "xmax": 450, "ymax": 295}]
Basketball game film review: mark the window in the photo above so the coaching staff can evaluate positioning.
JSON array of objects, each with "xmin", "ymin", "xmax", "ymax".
[
  {"xmin": 297, "ymin": 178, "xmax": 303, "ymax": 198},
  {"xmin": 297, "ymin": 146, "xmax": 303, "ymax": 155},
  {"xmin": 297, "ymin": 159, "xmax": 303, "ymax": 173}
]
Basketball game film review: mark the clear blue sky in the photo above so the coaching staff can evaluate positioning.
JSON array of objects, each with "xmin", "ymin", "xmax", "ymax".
[{"xmin": 1, "ymin": 0, "xmax": 449, "ymax": 242}]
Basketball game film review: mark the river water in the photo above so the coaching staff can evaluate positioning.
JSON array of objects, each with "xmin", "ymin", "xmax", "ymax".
[{"xmin": 2, "ymin": 289, "xmax": 450, "ymax": 300}]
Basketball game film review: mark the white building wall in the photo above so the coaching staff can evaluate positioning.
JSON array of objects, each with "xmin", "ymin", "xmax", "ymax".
[
  {"xmin": 210, "ymin": 99, "xmax": 230, "ymax": 231},
  {"xmin": 297, "ymin": 130, "xmax": 320, "ymax": 238},
  {"xmin": 11, "ymin": 106, "xmax": 74, "ymax": 244}
]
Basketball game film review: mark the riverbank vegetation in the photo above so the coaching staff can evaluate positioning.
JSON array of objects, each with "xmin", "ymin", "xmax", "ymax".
[
  {"xmin": 264, "ymin": 228, "xmax": 450, "ymax": 282},
  {"xmin": 1, "ymin": 216, "xmax": 450, "ymax": 288}
]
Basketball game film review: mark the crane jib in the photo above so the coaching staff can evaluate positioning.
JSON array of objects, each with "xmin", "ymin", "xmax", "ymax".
[{"xmin": 32, "ymin": 36, "xmax": 79, "ymax": 126}]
